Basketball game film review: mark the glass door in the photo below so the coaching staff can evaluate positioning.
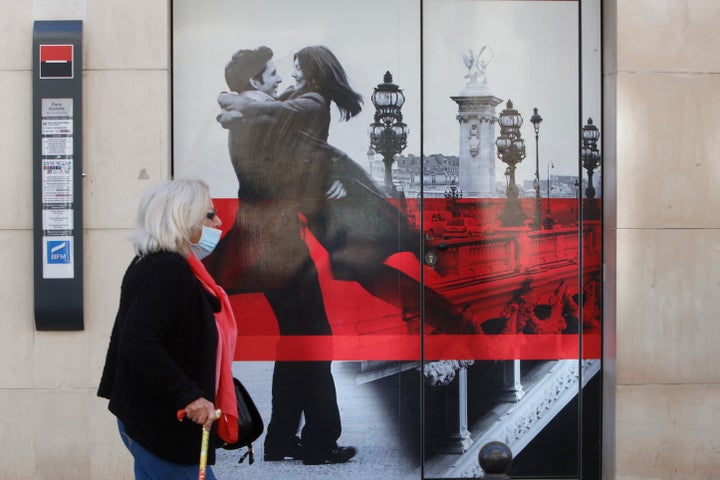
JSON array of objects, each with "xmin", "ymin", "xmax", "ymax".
[{"xmin": 420, "ymin": 1, "xmax": 602, "ymax": 478}]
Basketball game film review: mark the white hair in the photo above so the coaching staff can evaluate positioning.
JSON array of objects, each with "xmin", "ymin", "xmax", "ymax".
[{"xmin": 132, "ymin": 179, "xmax": 211, "ymax": 257}]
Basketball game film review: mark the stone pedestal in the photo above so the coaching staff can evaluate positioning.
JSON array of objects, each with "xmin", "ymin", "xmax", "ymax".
[{"xmin": 451, "ymin": 94, "xmax": 503, "ymax": 198}]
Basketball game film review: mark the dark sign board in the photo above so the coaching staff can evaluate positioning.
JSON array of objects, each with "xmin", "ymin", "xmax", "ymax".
[{"xmin": 33, "ymin": 20, "xmax": 84, "ymax": 330}]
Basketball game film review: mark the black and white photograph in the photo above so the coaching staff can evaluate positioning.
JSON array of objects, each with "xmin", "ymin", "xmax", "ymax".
[{"xmin": 172, "ymin": 0, "xmax": 602, "ymax": 478}]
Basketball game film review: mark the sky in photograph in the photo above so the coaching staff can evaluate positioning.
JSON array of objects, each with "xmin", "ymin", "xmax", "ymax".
[{"xmin": 173, "ymin": 0, "xmax": 601, "ymax": 198}]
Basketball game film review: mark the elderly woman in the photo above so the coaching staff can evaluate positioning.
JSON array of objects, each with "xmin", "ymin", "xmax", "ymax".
[{"xmin": 98, "ymin": 179, "xmax": 237, "ymax": 479}]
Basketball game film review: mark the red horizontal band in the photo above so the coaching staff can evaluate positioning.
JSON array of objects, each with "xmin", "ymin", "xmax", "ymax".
[{"xmin": 233, "ymin": 333, "xmax": 601, "ymax": 361}]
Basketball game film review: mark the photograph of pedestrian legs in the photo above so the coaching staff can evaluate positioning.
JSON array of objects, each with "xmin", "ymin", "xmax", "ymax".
[{"xmin": 213, "ymin": 361, "xmax": 421, "ymax": 479}]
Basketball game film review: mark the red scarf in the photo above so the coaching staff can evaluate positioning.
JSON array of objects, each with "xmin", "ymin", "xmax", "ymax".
[{"xmin": 187, "ymin": 253, "xmax": 239, "ymax": 443}]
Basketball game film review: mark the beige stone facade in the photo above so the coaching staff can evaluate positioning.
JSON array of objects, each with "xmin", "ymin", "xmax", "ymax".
[
  {"xmin": 603, "ymin": 1, "xmax": 720, "ymax": 478},
  {"xmin": 1, "ymin": 0, "xmax": 718, "ymax": 478}
]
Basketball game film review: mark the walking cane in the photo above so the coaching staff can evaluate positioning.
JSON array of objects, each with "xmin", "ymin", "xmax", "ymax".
[{"xmin": 177, "ymin": 408, "xmax": 222, "ymax": 480}]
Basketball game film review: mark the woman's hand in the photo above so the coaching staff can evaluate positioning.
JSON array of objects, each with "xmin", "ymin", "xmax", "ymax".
[{"xmin": 183, "ymin": 397, "xmax": 220, "ymax": 430}]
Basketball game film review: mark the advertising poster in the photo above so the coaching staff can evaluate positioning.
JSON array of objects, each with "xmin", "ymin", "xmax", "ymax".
[{"xmin": 173, "ymin": 0, "xmax": 602, "ymax": 478}]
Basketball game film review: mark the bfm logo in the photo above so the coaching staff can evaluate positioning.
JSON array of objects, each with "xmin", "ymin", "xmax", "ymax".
[{"xmin": 47, "ymin": 240, "xmax": 71, "ymax": 264}]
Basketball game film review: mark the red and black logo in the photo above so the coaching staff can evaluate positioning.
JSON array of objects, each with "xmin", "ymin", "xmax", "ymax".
[{"xmin": 40, "ymin": 45, "xmax": 73, "ymax": 79}]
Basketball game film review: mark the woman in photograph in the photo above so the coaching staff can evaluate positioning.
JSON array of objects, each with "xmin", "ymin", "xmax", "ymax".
[{"xmin": 98, "ymin": 179, "xmax": 238, "ymax": 479}]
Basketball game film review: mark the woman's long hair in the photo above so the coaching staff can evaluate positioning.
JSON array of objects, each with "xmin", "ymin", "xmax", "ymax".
[{"xmin": 294, "ymin": 46, "xmax": 363, "ymax": 121}]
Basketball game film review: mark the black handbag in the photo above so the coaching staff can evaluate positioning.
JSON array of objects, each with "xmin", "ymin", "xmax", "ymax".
[{"xmin": 216, "ymin": 377, "xmax": 264, "ymax": 464}]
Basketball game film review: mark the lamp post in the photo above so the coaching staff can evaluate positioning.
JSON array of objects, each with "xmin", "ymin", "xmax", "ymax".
[
  {"xmin": 544, "ymin": 161, "xmax": 555, "ymax": 229},
  {"xmin": 369, "ymin": 71, "xmax": 408, "ymax": 192},
  {"xmin": 581, "ymin": 117, "xmax": 601, "ymax": 220},
  {"xmin": 529, "ymin": 107, "xmax": 543, "ymax": 230},
  {"xmin": 444, "ymin": 183, "xmax": 462, "ymax": 217},
  {"xmin": 366, "ymin": 145, "xmax": 375, "ymax": 175},
  {"xmin": 495, "ymin": 100, "xmax": 526, "ymax": 227}
]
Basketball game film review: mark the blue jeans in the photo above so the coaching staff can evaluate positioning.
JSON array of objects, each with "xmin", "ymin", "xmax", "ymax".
[{"xmin": 118, "ymin": 419, "xmax": 217, "ymax": 480}]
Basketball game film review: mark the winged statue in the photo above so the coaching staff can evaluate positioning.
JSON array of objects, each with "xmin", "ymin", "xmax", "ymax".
[
  {"xmin": 463, "ymin": 49, "xmax": 480, "ymax": 84},
  {"xmin": 463, "ymin": 46, "xmax": 494, "ymax": 87}
]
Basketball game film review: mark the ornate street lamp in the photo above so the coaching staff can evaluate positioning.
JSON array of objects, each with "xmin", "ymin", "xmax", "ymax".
[
  {"xmin": 444, "ymin": 183, "xmax": 463, "ymax": 217},
  {"xmin": 581, "ymin": 117, "xmax": 601, "ymax": 220},
  {"xmin": 544, "ymin": 161, "xmax": 555, "ymax": 229},
  {"xmin": 495, "ymin": 100, "xmax": 526, "ymax": 227},
  {"xmin": 530, "ymin": 107, "xmax": 543, "ymax": 230},
  {"xmin": 369, "ymin": 71, "xmax": 408, "ymax": 192}
]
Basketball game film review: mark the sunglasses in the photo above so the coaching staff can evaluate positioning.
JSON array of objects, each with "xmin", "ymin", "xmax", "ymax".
[{"xmin": 206, "ymin": 208, "xmax": 217, "ymax": 220}]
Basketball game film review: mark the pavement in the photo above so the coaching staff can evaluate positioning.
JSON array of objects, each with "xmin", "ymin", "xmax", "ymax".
[{"xmin": 213, "ymin": 361, "xmax": 420, "ymax": 480}]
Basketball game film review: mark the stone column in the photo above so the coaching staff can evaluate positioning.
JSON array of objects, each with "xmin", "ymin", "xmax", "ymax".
[
  {"xmin": 500, "ymin": 359, "xmax": 525, "ymax": 402},
  {"xmin": 451, "ymin": 94, "xmax": 502, "ymax": 198}
]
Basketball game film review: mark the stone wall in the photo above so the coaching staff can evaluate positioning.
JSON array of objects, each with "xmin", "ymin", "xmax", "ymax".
[
  {"xmin": 604, "ymin": 0, "xmax": 720, "ymax": 478},
  {"xmin": 0, "ymin": 1, "xmax": 169, "ymax": 478}
]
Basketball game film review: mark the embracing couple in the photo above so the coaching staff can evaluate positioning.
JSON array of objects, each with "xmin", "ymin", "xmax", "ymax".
[{"xmin": 203, "ymin": 45, "xmax": 482, "ymax": 466}]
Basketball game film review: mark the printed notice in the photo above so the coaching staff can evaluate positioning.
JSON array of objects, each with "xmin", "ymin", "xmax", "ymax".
[
  {"xmin": 42, "ymin": 135, "xmax": 73, "ymax": 156},
  {"xmin": 40, "ymin": 98, "xmax": 75, "ymax": 278},
  {"xmin": 42, "ymin": 159, "xmax": 73, "ymax": 204},
  {"xmin": 42, "ymin": 98, "xmax": 73, "ymax": 118},
  {"xmin": 41, "ymin": 99, "xmax": 74, "ymax": 157},
  {"xmin": 42, "ymin": 208, "xmax": 73, "ymax": 233},
  {"xmin": 42, "ymin": 118, "xmax": 73, "ymax": 135}
]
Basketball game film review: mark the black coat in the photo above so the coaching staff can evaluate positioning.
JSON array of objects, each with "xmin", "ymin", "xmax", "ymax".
[
  {"xmin": 313, "ymin": 147, "xmax": 417, "ymax": 280},
  {"xmin": 98, "ymin": 251, "xmax": 220, "ymax": 465},
  {"xmin": 207, "ymin": 90, "xmax": 415, "ymax": 288}
]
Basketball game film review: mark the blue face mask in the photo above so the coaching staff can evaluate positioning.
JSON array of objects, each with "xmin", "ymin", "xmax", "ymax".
[{"xmin": 190, "ymin": 225, "xmax": 222, "ymax": 260}]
